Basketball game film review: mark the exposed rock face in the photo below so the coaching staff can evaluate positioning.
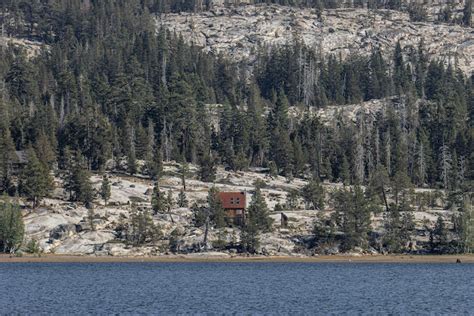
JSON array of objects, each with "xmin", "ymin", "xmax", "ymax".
[
  {"xmin": 18, "ymin": 162, "xmax": 454, "ymax": 257},
  {"xmin": 0, "ymin": 36, "xmax": 44, "ymax": 58},
  {"xmin": 53, "ymin": 231, "xmax": 116, "ymax": 255},
  {"xmin": 49, "ymin": 224, "xmax": 82, "ymax": 241},
  {"xmin": 157, "ymin": 5, "xmax": 473, "ymax": 75}
]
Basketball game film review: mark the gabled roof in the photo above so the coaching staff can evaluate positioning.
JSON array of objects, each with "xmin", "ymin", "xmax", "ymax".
[{"xmin": 218, "ymin": 192, "xmax": 246, "ymax": 209}]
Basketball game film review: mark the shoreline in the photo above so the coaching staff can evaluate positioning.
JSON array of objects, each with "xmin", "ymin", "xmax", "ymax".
[{"xmin": 1, "ymin": 254, "xmax": 473, "ymax": 264}]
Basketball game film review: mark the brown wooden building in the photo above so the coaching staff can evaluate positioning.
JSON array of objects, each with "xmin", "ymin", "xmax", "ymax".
[{"xmin": 218, "ymin": 191, "xmax": 246, "ymax": 225}]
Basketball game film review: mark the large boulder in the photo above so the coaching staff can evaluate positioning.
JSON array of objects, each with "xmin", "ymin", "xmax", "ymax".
[
  {"xmin": 49, "ymin": 224, "xmax": 82, "ymax": 240},
  {"xmin": 53, "ymin": 231, "xmax": 115, "ymax": 255}
]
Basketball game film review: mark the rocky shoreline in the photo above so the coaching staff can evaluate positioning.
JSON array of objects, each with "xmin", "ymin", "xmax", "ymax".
[
  {"xmin": 1, "ymin": 253, "xmax": 473, "ymax": 264},
  {"xmin": 16, "ymin": 161, "xmax": 465, "ymax": 258}
]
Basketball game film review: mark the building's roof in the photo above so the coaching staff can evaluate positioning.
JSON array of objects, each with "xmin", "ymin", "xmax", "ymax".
[{"xmin": 218, "ymin": 192, "xmax": 246, "ymax": 209}]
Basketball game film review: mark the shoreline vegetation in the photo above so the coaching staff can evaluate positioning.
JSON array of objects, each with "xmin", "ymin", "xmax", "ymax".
[{"xmin": 1, "ymin": 254, "xmax": 473, "ymax": 264}]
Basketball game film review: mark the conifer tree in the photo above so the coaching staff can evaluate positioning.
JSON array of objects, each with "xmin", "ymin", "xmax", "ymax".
[
  {"xmin": 73, "ymin": 167, "xmax": 94, "ymax": 208},
  {"xmin": 100, "ymin": 175, "xmax": 111, "ymax": 206},
  {"xmin": 128, "ymin": 205, "xmax": 161, "ymax": 246},
  {"xmin": 148, "ymin": 146, "xmax": 163, "ymax": 180},
  {"xmin": 334, "ymin": 186, "xmax": 372, "ymax": 251},
  {"xmin": 179, "ymin": 162, "xmax": 189, "ymax": 191},
  {"xmin": 240, "ymin": 221, "xmax": 260, "ymax": 254},
  {"xmin": 463, "ymin": 0, "xmax": 472, "ymax": 27},
  {"xmin": 0, "ymin": 199, "xmax": 24, "ymax": 253},
  {"xmin": 19, "ymin": 149, "xmax": 53, "ymax": 208},
  {"xmin": 199, "ymin": 153, "xmax": 216, "ymax": 183},
  {"xmin": 247, "ymin": 187, "xmax": 273, "ymax": 232},
  {"xmin": 208, "ymin": 186, "xmax": 226, "ymax": 228},
  {"xmin": 393, "ymin": 41, "xmax": 408, "ymax": 96},
  {"xmin": 439, "ymin": 143, "xmax": 452, "ymax": 190},
  {"xmin": 391, "ymin": 170, "xmax": 411, "ymax": 206},
  {"xmin": 34, "ymin": 132, "xmax": 56, "ymax": 169},
  {"xmin": 460, "ymin": 195, "xmax": 474, "ymax": 253},
  {"xmin": 0, "ymin": 119, "xmax": 15, "ymax": 194},
  {"xmin": 432, "ymin": 215, "xmax": 449, "ymax": 251},
  {"xmin": 177, "ymin": 189, "xmax": 188, "ymax": 208},
  {"xmin": 301, "ymin": 179, "xmax": 324, "ymax": 210},
  {"xmin": 151, "ymin": 182, "xmax": 166, "ymax": 215},
  {"xmin": 166, "ymin": 190, "xmax": 174, "ymax": 223},
  {"xmin": 340, "ymin": 155, "xmax": 351, "ymax": 185}
]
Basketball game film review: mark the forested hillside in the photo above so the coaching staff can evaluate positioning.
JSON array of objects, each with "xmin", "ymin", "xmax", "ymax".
[{"xmin": 0, "ymin": 0, "xmax": 472, "ymax": 256}]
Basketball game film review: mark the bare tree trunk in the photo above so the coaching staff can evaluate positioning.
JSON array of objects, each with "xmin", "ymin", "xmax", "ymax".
[
  {"xmin": 203, "ymin": 215, "xmax": 210, "ymax": 251},
  {"xmin": 381, "ymin": 184, "xmax": 389, "ymax": 212},
  {"xmin": 168, "ymin": 205, "xmax": 174, "ymax": 224}
]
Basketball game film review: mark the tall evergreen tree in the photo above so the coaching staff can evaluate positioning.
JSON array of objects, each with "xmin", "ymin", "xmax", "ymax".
[
  {"xmin": 0, "ymin": 199, "xmax": 25, "ymax": 253},
  {"xmin": 100, "ymin": 175, "xmax": 111, "ymax": 206},
  {"xmin": 301, "ymin": 179, "xmax": 325, "ymax": 210},
  {"xmin": 247, "ymin": 187, "xmax": 273, "ymax": 232},
  {"xmin": 19, "ymin": 149, "xmax": 53, "ymax": 208}
]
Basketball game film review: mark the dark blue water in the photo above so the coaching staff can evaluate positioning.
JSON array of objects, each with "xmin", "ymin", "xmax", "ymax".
[{"xmin": 0, "ymin": 263, "xmax": 473, "ymax": 315}]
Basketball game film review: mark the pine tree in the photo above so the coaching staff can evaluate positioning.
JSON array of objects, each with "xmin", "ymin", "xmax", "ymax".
[
  {"xmin": 393, "ymin": 41, "xmax": 407, "ymax": 96},
  {"xmin": 313, "ymin": 213, "xmax": 337, "ymax": 246},
  {"xmin": 5, "ymin": 51, "xmax": 32, "ymax": 106},
  {"xmin": 367, "ymin": 166, "xmax": 390, "ymax": 211},
  {"xmin": 383, "ymin": 203, "xmax": 415, "ymax": 253},
  {"xmin": 34, "ymin": 132, "xmax": 56, "ymax": 169},
  {"xmin": 199, "ymin": 153, "xmax": 216, "ymax": 182},
  {"xmin": 463, "ymin": 0, "xmax": 472, "ymax": 27},
  {"xmin": 128, "ymin": 205, "xmax": 161, "ymax": 246},
  {"xmin": 0, "ymin": 199, "xmax": 25, "ymax": 253},
  {"xmin": 335, "ymin": 186, "xmax": 372, "ymax": 251},
  {"xmin": 64, "ymin": 154, "xmax": 94, "ymax": 207},
  {"xmin": 148, "ymin": 145, "xmax": 163, "ymax": 180},
  {"xmin": 87, "ymin": 208, "xmax": 96, "ymax": 231},
  {"xmin": 75, "ymin": 167, "xmax": 94, "ymax": 208},
  {"xmin": 100, "ymin": 175, "xmax": 111, "ymax": 206},
  {"xmin": 166, "ymin": 190, "xmax": 174, "ymax": 223},
  {"xmin": 177, "ymin": 189, "xmax": 188, "ymax": 208},
  {"xmin": 391, "ymin": 170, "xmax": 411, "ymax": 206},
  {"xmin": 240, "ymin": 220, "xmax": 260, "ymax": 254},
  {"xmin": 439, "ymin": 143, "xmax": 452, "ymax": 190},
  {"xmin": 383, "ymin": 206, "xmax": 403, "ymax": 253},
  {"xmin": 169, "ymin": 228, "xmax": 182, "ymax": 253},
  {"xmin": 19, "ymin": 149, "xmax": 53, "ymax": 208},
  {"xmin": 433, "ymin": 215, "xmax": 449, "ymax": 251},
  {"xmin": 340, "ymin": 155, "xmax": 351, "ymax": 185},
  {"xmin": 415, "ymin": 39, "xmax": 428, "ymax": 97},
  {"xmin": 208, "ymin": 187, "xmax": 226, "ymax": 228},
  {"xmin": 268, "ymin": 90, "xmax": 293, "ymax": 174},
  {"xmin": 151, "ymin": 182, "xmax": 166, "ymax": 215},
  {"xmin": 127, "ymin": 147, "xmax": 138, "ymax": 176},
  {"xmin": 179, "ymin": 162, "xmax": 189, "ymax": 191},
  {"xmin": 301, "ymin": 179, "xmax": 324, "ymax": 210},
  {"xmin": 247, "ymin": 187, "xmax": 273, "ymax": 232},
  {"xmin": 460, "ymin": 195, "xmax": 474, "ymax": 253},
  {"xmin": 292, "ymin": 138, "xmax": 306, "ymax": 177},
  {"xmin": 0, "ymin": 119, "xmax": 15, "ymax": 194}
]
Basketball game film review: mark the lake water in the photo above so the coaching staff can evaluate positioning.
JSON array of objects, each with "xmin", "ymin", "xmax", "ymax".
[{"xmin": 0, "ymin": 263, "xmax": 473, "ymax": 315}]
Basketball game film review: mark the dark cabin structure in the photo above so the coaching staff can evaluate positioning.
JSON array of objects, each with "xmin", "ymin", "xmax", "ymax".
[{"xmin": 218, "ymin": 191, "xmax": 246, "ymax": 226}]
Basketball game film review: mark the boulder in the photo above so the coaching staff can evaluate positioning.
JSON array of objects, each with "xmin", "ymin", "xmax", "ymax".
[{"xmin": 49, "ymin": 224, "xmax": 80, "ymax": 240}]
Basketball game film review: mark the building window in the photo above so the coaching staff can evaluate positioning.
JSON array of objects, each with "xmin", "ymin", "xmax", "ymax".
[{"xmin": 236, "ymin": 209, "xmax": 242, "ymax": 215}]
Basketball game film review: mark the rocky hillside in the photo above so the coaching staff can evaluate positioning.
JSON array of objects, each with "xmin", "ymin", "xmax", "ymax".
[
  {"xmin": 158, "ymin": 4, "xmax": 473, "ymax": 75},
  {"xmin": 21, "ymin": 162, "xmax": 453, "ymax": 257},
  {"xmin": 0, "ymin": 36, "xmax": 44, "ymax": 58}
]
